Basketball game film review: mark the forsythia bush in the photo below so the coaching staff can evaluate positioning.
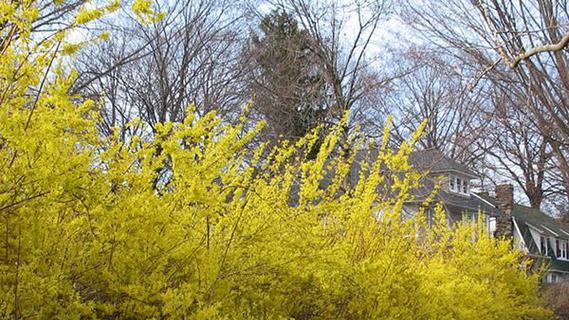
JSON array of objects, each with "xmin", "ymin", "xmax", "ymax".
[{"xmin": 0, "ymin": 1, "xmax": 552, "ymax": 319}]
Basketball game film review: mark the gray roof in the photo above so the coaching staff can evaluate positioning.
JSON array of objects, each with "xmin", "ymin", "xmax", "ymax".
[
  {"xmin": 407, "ymin": 175, "xmax": 502, "ymax": 218},
  {"xmin": 331, "ymin": 146, "xmax": 569, "ymax": 272},
  {"xmin": 477, "ymin": 194, "xmax": 569, "ymax": 240},
  {"xmin": 353, "ymin": 147, "xmax": 569, "ymax": 273},
  {"xmin": 350, "ymin": 148, "xmax": 478, "ymax": 186},
  {"xmin": 476, "ymin": 193, "xmax": 569, "ymax": 273},
  {"xmin": 352, "ymin": 148, "xmax": 493, "ymax": 217},
  {"xmin": 409, "ymin": 148, "xmax": 478, "ymax": 178}
]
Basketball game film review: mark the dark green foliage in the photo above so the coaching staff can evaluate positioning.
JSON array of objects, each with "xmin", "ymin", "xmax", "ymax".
[{"xmin": 247, "ymin": 11, "xmax": 327, "ymax": 142}]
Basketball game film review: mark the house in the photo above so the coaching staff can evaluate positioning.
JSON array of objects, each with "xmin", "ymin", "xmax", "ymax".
[{"xmin": 405, "ymin": 149, "xmax": 569, "ymax": 284}]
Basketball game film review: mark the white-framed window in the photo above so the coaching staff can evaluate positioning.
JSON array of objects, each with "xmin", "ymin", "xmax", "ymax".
[
  {"xmin": 560, "ymin": 239, "xmax": 568, "ymax": 260},
  {"xmin": 487, "ymin": 216, "xmax": 497, "ymax": 235},
  {"xmin": 546, "ymin": 273, "xmax": 559, "ymax": 283},
  {"xmin": 449, "ymin": 175, "xmax": 469, "ymax": 195},
  {"xmin": 540, "ymin": 235, "xmax": 548, "ymax": 255},
  {"xmin": 548, "ymin": 273, "xmax": 559, "ymax": 283}
]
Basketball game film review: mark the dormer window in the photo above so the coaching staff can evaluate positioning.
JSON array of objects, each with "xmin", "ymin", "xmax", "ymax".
[{"xmin": 449, "ymin": 175, "xmax": 469, "ymax": 195}]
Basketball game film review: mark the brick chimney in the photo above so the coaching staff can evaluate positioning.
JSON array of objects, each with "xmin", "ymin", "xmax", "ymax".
[{"xmin": 494, "ymin": 184, "xmax": 513, "ymax": 238}]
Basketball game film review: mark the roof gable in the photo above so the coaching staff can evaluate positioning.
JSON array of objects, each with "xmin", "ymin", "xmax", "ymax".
[
  {"xmin": 409, "ymin": 149, "xmax": 478, "ymax": 178},
  {"xmin": 512, "ymin": 204, "xmax": 569, "ymax": 240},
  {"xmin": 476, "ymin": 193, "xmax": 569, "ymax": 239}
]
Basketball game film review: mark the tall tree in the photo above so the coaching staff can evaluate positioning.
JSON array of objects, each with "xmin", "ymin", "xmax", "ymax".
[
  {"xmin": 403, "ymin": 0, "xmax": 569, "ymax": 212},
  {"xmin": 381, "ymin": 49, "xmax": 490, "ymax": 168},
  {"xmin": 478, "ymin": 88, "xmax": 558, "ymax": 209},
  {"xmin": 246, "ymin": 10, "xmax": 327, "ymax": 142},
  {"xmin": 265, "ymin": 0, "xmax": 396, "ymax": 137},
  {"xmin": 75, "ymin": 0, "xmax": 248, "ymax": 137}
]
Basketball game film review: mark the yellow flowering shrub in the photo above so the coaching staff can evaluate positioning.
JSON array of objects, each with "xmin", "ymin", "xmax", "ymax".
[{"xmin": 0, "ymin": 1, "xmax": 551, "ymax": 319}]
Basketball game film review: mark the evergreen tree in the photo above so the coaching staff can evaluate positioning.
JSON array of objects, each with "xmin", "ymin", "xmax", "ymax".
[{"xmin": 247, "ymin": 11, "xmax": 327, "ymax": 143}]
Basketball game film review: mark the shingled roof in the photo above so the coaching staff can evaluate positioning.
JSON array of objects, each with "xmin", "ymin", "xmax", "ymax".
[
  {"xmin": 475, "ymin": 193, "xmax": 569, "ymax": 273},
  {"xmin": 409, "ymin": 148, "xmax": 478, "ymax": 178},
  {"xmin": 476, "ymin": 194, "xmax": 569, "ymax": 239},
  {"xmin": 407, "ymin": 174, "xmax": 502, "ymax": 218}
]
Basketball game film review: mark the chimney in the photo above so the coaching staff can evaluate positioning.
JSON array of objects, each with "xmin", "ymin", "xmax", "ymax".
[{"xmin": 494, "ymin": 184, "xmax": 513, "ymax": 238}]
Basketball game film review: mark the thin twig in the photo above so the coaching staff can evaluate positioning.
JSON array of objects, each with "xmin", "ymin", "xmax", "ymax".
[
  {"xmin": 469, "ymin": 58, "xmax": 501, "ymax": 91},
  {"xmin": 24, "ymin": 39, "xmax": 62, "ymax": 130}
]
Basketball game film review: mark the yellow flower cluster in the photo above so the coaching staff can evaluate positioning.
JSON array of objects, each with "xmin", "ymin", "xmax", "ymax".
[{"xmin": 0, "ymin": 1, "xmax": 552, "ymax": 319}]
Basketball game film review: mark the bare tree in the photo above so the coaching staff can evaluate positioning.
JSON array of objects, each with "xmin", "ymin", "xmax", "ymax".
[
  {"xmin": 381, "ymin": 49, "xmax": 490, "ymax": 168},
  {"xmin": 403, "ymin": 0, "xmax": 569, "ymax": 212},
  {"xmin": 75, "ymin": 0, "xmax": 249, "ymax": 136},
  {"xmin": 478, "ymin": 88, "xmax": 560, "ymax": 209},
  {"xmin": 1, "ymin": 0, "xmax": 84, "ymax": 45},
  {"xmin": 472, "ymin": 0, "xmax": 569, "ymax": 206}
]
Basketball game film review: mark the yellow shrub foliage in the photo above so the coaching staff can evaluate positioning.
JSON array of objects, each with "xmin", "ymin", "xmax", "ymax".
[{"xmin": 0, "ymin": 1, "xmax": 552, "ymax": 319}]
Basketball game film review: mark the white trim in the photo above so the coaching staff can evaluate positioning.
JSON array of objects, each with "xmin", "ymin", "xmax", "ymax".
[
  {"xmin": 488, "ymin": 216, "xmax": 497, "ymax": 234},
  {"xmin": 433, "ymin": 169, "xmax": 478, "ymax": 179},
  {"xmin": 512, "ymin": 217, "xmax": 528, "ymax": 251},
  {"xmin": 528, "ymin": 228, "xmax": 542, "ymax": 252},
  {"xmin": 545, "ymin": 269, "xmax": 569, "ymax": 275},
  {"xmin": 471, "ymin": 192, "xmax": 498, "ymax": 209},
  {"xmin": 526, "ymin": 222, "xmax": 544, "ymax": 233},
  {"xmin": 542, "ymin": 225, "xmax": 559, "ymax": 237},
  {"xmin": 559, "ymin": 239, "xmax": 568, "ymax": 260},
  {"xmin": 512, "ymin": 217, "xmax": 527, "ymax": 248},
  {"xmin": 549, "ymin": 269, "xmax": 569, "ymax": 274},
  {"xmin": 539, "ymin": 234, "xmax": 549, "ymax": 255},
  {"xmin": 561, "ymin": 229, "xmax": 569, "ymax": 237},
  {"xmin": 448, "ymin": 174, "xmax": 471, "ymax": 195}
]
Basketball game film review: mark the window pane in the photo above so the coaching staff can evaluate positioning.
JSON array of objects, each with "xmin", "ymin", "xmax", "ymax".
[
  {"xmin": 489, "ymin": 217, "xmax": 497, "ymax": 234},
  {"xmin": 547, "ymin": 238, "xmax": 551, "ymax": 255}
]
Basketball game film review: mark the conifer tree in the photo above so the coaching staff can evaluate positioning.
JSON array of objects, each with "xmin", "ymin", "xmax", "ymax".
[{"xmin": 246, "ymin": 11, "xmax": 327, "ymax": 143}]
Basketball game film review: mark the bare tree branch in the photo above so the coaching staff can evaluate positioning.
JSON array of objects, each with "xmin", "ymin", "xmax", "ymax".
[{"xmin": 509, "ymin": 31, "xmax": 569, "ymax": 68}]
